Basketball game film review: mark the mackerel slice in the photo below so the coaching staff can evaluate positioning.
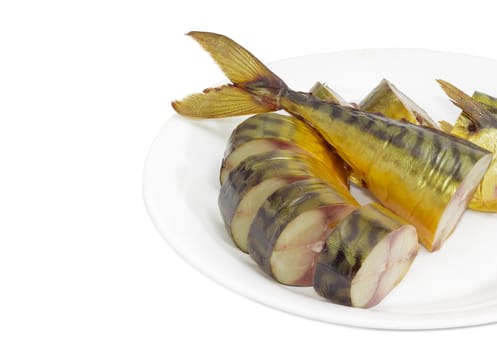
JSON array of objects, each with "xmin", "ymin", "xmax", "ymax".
[
  {"xmin": 309, "ymin": 82, "xmax": 349, "ymax": 106},
  {"xmin": 437, "ymin": 80, "xmax": 497, "ymax": 212},
  {"xmin": 359, "ymin": 78, "xmax": 439, "ymax": 128},
  {"xmin": 219, "ymin": 150, "xmax": 353, "ymax": 253},
  {"xmin": 248, "ymin": 178, "xmax": 357, "ymax": 286},
  {"xmin": 220, "ymin": 113, "xmax": 348, "ymax": 186},
  {"xmin": 313, "ymin": 203, "xmax": 418, "ymax": 308}
]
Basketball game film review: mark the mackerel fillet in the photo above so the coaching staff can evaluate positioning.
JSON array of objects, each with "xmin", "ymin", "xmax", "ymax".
[{"xmin": 314, "ymin": 203, "xmax": 418, "ymax": 308}]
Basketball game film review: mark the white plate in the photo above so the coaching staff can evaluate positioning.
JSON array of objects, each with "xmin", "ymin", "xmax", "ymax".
[{"xmin": 144, "ymin": 49, "xmax": 497, "ymax": 330}]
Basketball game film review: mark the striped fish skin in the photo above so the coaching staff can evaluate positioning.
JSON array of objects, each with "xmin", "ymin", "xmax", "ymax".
[
  {"xmin": 359, "ymin": 78, "xmax": 438, "ymax": 128},
  {"xmin": 310, "ymin": 82, "xmax": 368, "ymax": 188},
  {"xmin": 309, "ymin": 82, "xmax": 349, "ymax": 106},
  {"xmin": 473, "ymin": 91, "xmax": 497, "ymax": 114},
  {"xmin": 172, "ymin": 32, "xmax": 493, "ymax": 251},
  {"xmin": 220, "ymin": 112, "xmax": 348, "ymax": 186},
  {"xmin": 452, "ymin": 124, "xmax": 497, "ymax": 212},
  {"xmin": 281, "ymin": 92, "xmax": 491, "ymax": 250},
  {"xmin": 438, "ymin": 82, "xmax": 497, "ymax": 212},
  {"xmin": 313, "ymin": 203, "xmax": 418, "ymax": 307},
  {"xmin": 248, "ymin": 178, "xmax": 357, "ymax": 286},
  {"xmin": 219, "ymin": 150, "xmax": 353, "ymax": 252}
]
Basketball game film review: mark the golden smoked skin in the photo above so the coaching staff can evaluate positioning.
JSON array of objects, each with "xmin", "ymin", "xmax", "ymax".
[
  {"xmin": 280, "ymin": 94, "xmax": 488, "ymax": 250},
  {"xmin": 314, "ymin": 202, "xmax": 418, "ymax": 307},
  {"xmin": 359, "ymin": 79, "xmax": 439, "ymax": 128},
  {"xmin": 438, "ymin": 80, "xmax": 497, "ymax": 212},
  {"xmin": 311, "ymin": 80, "xmax": 439, "ymax": 189},
  {"xmin": 309, "ymin": 82, "xmax": 349, "ymax": 106},
  {"xmin": 221, "ymin": 113, "xmax": 349, "ymax": 186},
  {"xmin": 219, "ymin": 150, "xmax": 353, "ymax": 252},
  {"xmin": 172, "ymin": 32, "xmax": 492, "ymax": 251}
]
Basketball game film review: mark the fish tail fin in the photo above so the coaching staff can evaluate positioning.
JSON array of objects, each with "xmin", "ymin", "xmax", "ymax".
[
  {"xmin": 437, "ymin": 79, "xmax": 497, "ymax": 129},
  {"xmin": 172, "ymin": 31, "xmax": 287, "ymax": 118}
]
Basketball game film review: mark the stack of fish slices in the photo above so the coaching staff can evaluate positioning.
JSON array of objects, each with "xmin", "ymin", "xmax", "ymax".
[{"xmin": 219, "ymin": 112, "xmax": 419, "ymax": 308}]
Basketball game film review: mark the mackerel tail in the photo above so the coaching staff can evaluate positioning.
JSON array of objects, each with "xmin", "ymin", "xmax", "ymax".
[{"xmin": 172, "ymin": 31, "xmax": 492, "ymax": 251}]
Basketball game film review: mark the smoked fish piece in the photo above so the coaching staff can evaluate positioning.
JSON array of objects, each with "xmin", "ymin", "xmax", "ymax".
[
  {"xmin": 312, "ymin": 80, "xmax": 438, "ymax": 187},
  {"xmin": 438, "ymin": 79, "xmax": 497, "ymax": 212},
  {"xmin": 219, "ymin": 150, "xmax": 355, "ymax": 253},
  {"xmin": 313, "ymin": 203, "xmax": 418, "ymax": 308},
  {"xmin": 220, "ymin": 112, "xmax": 348, "ymax": 186},
  {"xmin": 172, "ymin": 31, "xmax": 492, "ymax": 251},
  {"xmin": 359, "ymin": 78, "xmax": 439, "ymax": 128},
  {"xmin": 309, "ymin": 82, "xmax": 349, "ymax": 106},
  {"xmin": 310, "ymin": 82, "xmax": 366, "ymax": 187},
  {"xmin": 248, "ymin": 178, "xmax": 357, "ymax": 286}
]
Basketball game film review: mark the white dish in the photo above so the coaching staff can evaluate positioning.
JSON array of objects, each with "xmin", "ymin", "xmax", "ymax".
[{"xmin": 144, "ymin": 48, "xmax": 497, "ymax": 330}]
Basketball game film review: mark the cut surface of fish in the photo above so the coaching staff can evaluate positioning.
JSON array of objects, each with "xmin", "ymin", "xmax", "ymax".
[
  {"xmin": 438, "ymin": 80, "xmax": 497, "ymax": 212},
  {"xmin": 219, "ymin": 150, "xmax": 352, "ymax": 253},
  {"xmin": 248, "ymin": 178, "xmax": 357, "ymax": 286},
  {"xmin": 313, "ymin": 203, "xmax": 418, "ymax": 308}
]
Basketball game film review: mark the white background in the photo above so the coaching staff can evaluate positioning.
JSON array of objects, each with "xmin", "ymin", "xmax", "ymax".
[{"xmin": 1, "ymin": 0, "xmax": 497, "ymax": 348}]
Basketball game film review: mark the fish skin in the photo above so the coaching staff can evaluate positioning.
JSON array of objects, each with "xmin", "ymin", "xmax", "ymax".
[
  {"xmin": 279, "ymin": 91, "xmax": 490, "ymax": 249},
  {"xmin": 313, "ymin": 202, "xmax": 418, "ymax": 307},
  {"xmin": 473, "ymin": 91, "xmax": 497, "ymax": 115},
  {"xmin": 248, "ymin": 178, "xmax": 357, "ymax": 286},
  {"xmin": 172, "ymin": 31, "xmax": 492, "ymax": 251},
  {"xmin": 359, "ymin": 78, "xmax": 439, "ymax": 128},
  {"xmin": 310, "ymin": 82, "xmax": 369, "ymax": 187},
  {"xmin": 309, "ymin": 82, "xmax": 349, "ymax": 106},
  {"xmin": 221, "ymin": 112, "xmax": 349, "ymax": 186},
  {"xmin": 219, "ymin": 150, "xmax": 355, "ymax": 252},
  {"xmin": 438, "ymin": 80, "xmax": 497, "ymax": 212}
]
